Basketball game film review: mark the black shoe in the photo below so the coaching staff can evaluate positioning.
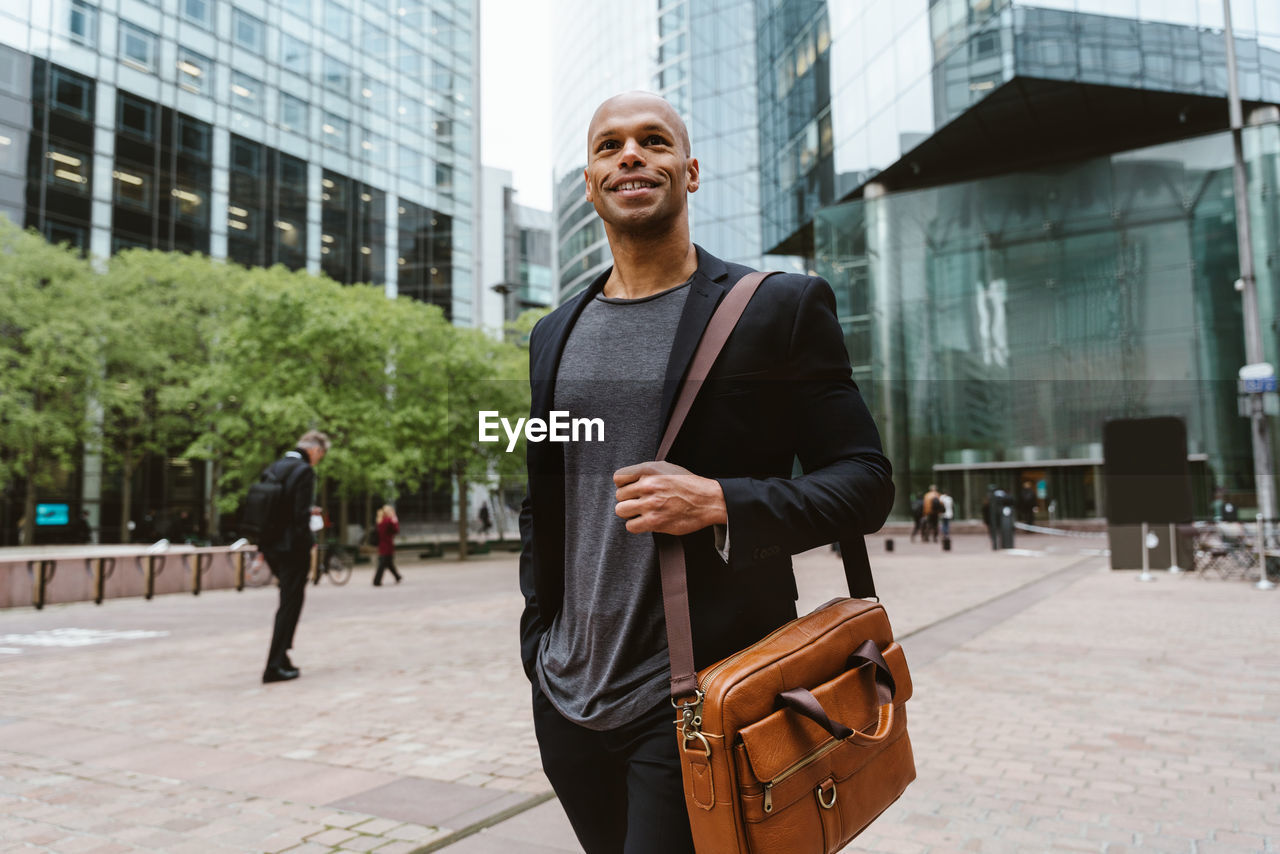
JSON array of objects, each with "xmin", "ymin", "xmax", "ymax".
[
  {"xmin": 282, "ymin": 653, "xmax": 294, "ymax": 670},
  {"xmin": 394, "ymin": 575, "xmax": 402, "ymax": 583},
  {"xmin": 373, "ymin": 581, "xmax": 382, "ymax": 586},
  {"xmin": 263, "ymin": 664, "xmax": 300, "ymax": 684}
]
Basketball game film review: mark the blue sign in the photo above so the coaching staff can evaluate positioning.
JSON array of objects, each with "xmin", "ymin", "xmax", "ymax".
[
  {"xmin": 36, "ymin": 503, "xmax": 69, "ymax": 526},
  {"xmin": 1241, "ymin": 376, "xmax": 1278, "ymax": 394}
]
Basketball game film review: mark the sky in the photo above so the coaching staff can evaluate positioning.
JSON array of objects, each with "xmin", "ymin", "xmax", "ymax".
[{"xmin": 479, "ymin": 0, "xmax": 554, "ymax": 212}]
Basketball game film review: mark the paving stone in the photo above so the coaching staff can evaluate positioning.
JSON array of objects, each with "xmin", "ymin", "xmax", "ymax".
[{"xmin": 2, "ymin": 542, "xmax": 1277, "ymax": 853}]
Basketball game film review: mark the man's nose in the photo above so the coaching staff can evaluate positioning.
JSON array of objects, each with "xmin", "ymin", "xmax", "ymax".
[{"xmin": 618, "ymin": 138, "xmax": 646, "ymax": 167}]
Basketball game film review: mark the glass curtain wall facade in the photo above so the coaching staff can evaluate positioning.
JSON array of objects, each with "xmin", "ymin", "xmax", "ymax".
[
  {"xmin": 757, "ymin": 0, "xmax": 1280, "ymax": 255},
  {"xmin": 0, "ymin": 0, "xmax": 478, "ymax": 321},
  {"xmin": 550, "ymin": 0, "xmax": 766, "ymax": 303},
  {"xmin": 815, "ymin": 125, "xmax": 1280, "ymax": 520}
]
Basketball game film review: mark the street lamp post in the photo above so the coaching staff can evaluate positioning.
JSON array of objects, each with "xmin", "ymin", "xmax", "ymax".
[{"xmin": 1223, "ymin": 0, "xmax": 1277, "ymax": 536}]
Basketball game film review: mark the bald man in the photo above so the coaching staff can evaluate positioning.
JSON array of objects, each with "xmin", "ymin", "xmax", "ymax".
[{"xmin": 518, "ymin": 92, "xmax": 893, "ymax": 852}]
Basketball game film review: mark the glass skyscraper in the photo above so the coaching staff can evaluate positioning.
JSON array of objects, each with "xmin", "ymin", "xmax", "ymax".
[
  {"xmin": 757, "ymin": 0, "xmax": 1280, "ymax": 519},
  {"xmin": 550, "ymin": 0, "xmax": 768, "ymax": 302},
  {"xmin": 1, "ymin": 0, "xmax": 479, "ymax": 322}
]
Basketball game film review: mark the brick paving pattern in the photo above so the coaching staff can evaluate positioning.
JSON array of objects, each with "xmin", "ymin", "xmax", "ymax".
[{"xmin": 0, "ymin": 532, "xmax": 1276, "ymax": 852}]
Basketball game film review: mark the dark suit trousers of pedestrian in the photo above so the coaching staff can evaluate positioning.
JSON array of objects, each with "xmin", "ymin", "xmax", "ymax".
[
  {"xmin": 532, "ymin": 683, "xmax": 694, "ymax": 854},
  {"xmin": 264, "ymin": 548, "xmax": 309, "ymax": 667},
  {"xmin": 373, "ymin": 554, "xmax": 401, "ymax": 585}
]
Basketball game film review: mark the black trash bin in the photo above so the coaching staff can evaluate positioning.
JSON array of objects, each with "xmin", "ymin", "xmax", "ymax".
[{"xmin": 987, "ymin": 488, "xmax": 1016, "ymax": 550}]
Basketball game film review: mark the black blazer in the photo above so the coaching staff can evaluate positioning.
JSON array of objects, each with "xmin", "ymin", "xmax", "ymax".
[{"xmin": 518, "ymin": 246, "xmax": 894, "ymax": 683}]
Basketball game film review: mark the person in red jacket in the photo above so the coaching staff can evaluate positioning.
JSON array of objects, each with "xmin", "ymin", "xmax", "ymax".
[{"xmin": 373, "ymin": 504, "xmax": 402, "ymax": 585}]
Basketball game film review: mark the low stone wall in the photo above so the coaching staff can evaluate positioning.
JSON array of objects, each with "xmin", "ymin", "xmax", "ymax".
[{"xmin": 0, "ymin": 546, "xmax": 258, "ymax": 610}]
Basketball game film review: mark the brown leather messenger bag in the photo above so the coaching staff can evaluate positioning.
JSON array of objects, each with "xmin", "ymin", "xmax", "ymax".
[{"xmin": 655, "ymin": 271, "xmax": 916, "ymax": 853}]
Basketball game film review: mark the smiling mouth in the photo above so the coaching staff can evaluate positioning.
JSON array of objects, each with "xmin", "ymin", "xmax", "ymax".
[{"xmin": 611, "ymin": 180, "xmax": 657, "ymax": 192}]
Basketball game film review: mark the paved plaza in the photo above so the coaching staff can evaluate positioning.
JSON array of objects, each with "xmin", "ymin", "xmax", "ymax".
[{"xmin": 0, "ymin": 532, "xmax": 1277, "ymax": 853}]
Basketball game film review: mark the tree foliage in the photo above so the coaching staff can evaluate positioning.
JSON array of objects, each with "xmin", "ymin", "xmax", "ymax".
[{"xmin": 0, "ymin": 220, "xmax": 533, "ymax": 540}]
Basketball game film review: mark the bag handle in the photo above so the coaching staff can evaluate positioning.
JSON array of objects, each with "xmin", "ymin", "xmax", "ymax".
[{"xmin": 775, "ymin": 640, "xmax": 896, "ymax": 742}]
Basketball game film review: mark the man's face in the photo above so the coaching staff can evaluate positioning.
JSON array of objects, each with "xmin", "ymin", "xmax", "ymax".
[
  {"xmin": 308, "ymin": 446, "xmax": 326, "ymax": 465},
  {"xmin": 583, "ymin": 94, "xmax": 699, "ymax": 236}
]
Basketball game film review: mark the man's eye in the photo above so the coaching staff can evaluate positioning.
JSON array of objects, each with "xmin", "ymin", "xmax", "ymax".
[
  {"xmin": 599, "ymin": 140, "xmax": 619, "ymax": 151},
  {"xmin": 645, "ymin": 135, "xmax": 667, "ymax": 145}
]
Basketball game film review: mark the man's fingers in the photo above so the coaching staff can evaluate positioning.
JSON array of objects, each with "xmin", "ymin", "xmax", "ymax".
[{"xmin": 613, "ymin": 461, "xmax": 657, "ymax": 486}]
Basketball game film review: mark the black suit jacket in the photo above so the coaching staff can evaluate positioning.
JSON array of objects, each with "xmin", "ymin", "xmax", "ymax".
[{"xmin": 518, "ymin": 246, "xmax": 894, "ymax": 684}]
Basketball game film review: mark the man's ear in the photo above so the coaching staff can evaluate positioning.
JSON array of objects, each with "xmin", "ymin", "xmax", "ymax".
[
  {"xmin": 583, "ymin": 166, "xmax": 593, "ymax": 202},
  {"xmin": 686, "ymin": 157, "xmax": 700, "ymax": 194}
]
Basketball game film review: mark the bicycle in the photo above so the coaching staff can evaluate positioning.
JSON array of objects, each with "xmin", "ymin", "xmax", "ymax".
[{"xmin": 312, "ymin": 542, "xmax": 352, "ymax": 586}]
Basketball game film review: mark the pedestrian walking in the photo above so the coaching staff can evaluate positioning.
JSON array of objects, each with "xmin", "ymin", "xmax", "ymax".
[
  {"xmin": 373, "ymin": 504, "xmax": 402, "ymax": 585},
  {"xmin": 921, "ymin": 483, "xmax": 941, "ymax": 543},
  {"xmin": 909, "ymin": 493, "xmax": 924, "ymax": 542},
  {"xmin": 477, "ymin": 502, "xmax": 492, "ymax": 537},
  {"xmin": 257, "ymin": 429, "xmax": 330, "ymax": 684},
  {"xmin": 939, "ymin": 488, "xmax": 954, "ymax": 541},
  {"xmin": 517, "ymin": 91, "xmax": 893, "ymax": 854}
]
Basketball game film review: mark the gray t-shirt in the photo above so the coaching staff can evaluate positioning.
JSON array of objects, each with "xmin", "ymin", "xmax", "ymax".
[{"xmin": 536, "ymin": 280, "xmax": 691, "ymax": 730}]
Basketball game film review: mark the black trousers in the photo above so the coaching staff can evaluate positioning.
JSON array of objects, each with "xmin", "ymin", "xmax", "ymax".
[
  {"xmin": 532, "ymin": 683, "xmax": 694, "ymax": 854},
  {"xmin": 373, "ymin": 554, "xmax": 401, "ymax": 585},
  {"xmin": 264, "ymin": 548, "xmax": 309, "ymax": 668}
]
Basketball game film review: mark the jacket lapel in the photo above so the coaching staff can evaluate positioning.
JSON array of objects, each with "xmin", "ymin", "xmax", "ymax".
[
  {"xmin": 656, "ymin": 246, "xmax": 731, "ymax": 440},
  {"xmin": 529, "ymin": 269, "xmax": 610, "ymax": 420}
]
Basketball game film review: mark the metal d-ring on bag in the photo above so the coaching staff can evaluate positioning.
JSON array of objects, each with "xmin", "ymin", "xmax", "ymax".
[{"xmin": 655, "ymin": 271, "xmax": 916, "ymax": 854}]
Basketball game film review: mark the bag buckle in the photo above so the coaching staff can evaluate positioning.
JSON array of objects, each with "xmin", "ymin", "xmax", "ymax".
[
  {"xmin": 817, "ymin": 778, "xmax": 838, "ymax": 810},
  {"xmin": 672, "ymin": 689, "xmax": 705, "ymax": 739}
]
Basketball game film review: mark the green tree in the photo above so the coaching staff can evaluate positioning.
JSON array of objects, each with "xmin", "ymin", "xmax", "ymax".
[
  {"xmin": 0, "ymin": 219, "xmax": 101, "ymax": 545},
  {"xmin": 99, "ymin": 250, "xmax": 238, "ymax": 541}
]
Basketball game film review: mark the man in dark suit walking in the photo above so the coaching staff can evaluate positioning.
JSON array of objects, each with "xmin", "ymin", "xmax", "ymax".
[
  {"xmin": 518, "ymin": 91, "xmax": 893, "ymax": 853},
  {"xmin": 260, "ymin": 429, "xmax": 329, "ymax": 684}
]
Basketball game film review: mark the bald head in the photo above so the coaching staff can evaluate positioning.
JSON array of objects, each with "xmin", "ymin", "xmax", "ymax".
[{"xmin": 586, "ymin": 91, "xmax": 691, "ymax": 157}]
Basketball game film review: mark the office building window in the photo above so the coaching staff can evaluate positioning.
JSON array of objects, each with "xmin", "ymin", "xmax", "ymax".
[
  {"xmin": 68, "ymin": 0, "xmax": 97, "ymax": 47},
  {"xmin": 45, "ymin": 146, "xmax": 91, "ymax": 193},
  {"xmin": 231, "ymin": 71, "xmax": 263, "ymax": 116},
  {"xmin": 232, "ymin": 8, "xmax": 265, "ymax": 54},
  {"xmin": 321, "ymin": 112, "xmax": 349, "ymax": 150},
  {"xmin": 51, "ymin": 68, "xmax": 93, "ymax": 117},
  {"xmin": 280, "ymin": 92, "xmax": 307, "ymax": 132},
  {"xmin": 0, "ymin": 128, "xmax": 20, "ymax": 173},
  {"xmin": 359, "ymin": 129, "xmax": 386, "ymax": 157},
  {"xmin": 432, "ymin": 110, "xmax": 451, "ymax": 141},
  {"xmin": 281, "ymin": 33, "xmax": 309, "ymax": 74},
  {"xmin": 119, "ymin": 21, "xmax": 158, "ymax": 72},
  {"xmin": 396, "ymin": 0, "xmax": 425, "ymax": 30},
  {"xmin": 364, "ymin": 22, "xmax": 388, "ymax": 58},
  {"xmin": 177, "ymin": 114, "xmax": 211, "ymax": 157},
  {"xmin": 430, "ymin": 59, "xmax": 451, "ymax": 93},
  {"xmin": 177, "ymin": 47, "xmax": 212, "ymax": 94},
  {"xmin": 398, "ymin": 40, "xmax": 421, "ymax": 77},
  {"xmin": 181, "ymin": 0, "xmax": 213, "ymax": 28},
  {"xmin": 397, "ymin": 96, "xmax": 421, "ymax": 129},
  {"xmin": 323, "ymin": 1, "xmax": 350, "ymax": 37},
  {"xmin": 117, "ymin": 93, "xmax": 155, "ymax": 140},
  {"xmin": 282, "ymin": 0, "xmax": 309, "ymax": 17},
  {"xmin": 112, "ymin": 163, "xmax": 152, "ymax": 211},
  {"xmin": 171, "ymin": 183, "xmax": 207, "ymax": 225},
  {"xmin": 435, "ymin": 162, "xmax": 453, "ymax": 195},
  {"xmin": 323, "ymin": 54, "xmax": 352, "ymax": 95},
  {"xmin": 362, "ymin": 77, "xmax": 389, "ymax": 115},
  {"xmin": 398, "ymin": 145, "xmax": 422, "ymax": 184}
]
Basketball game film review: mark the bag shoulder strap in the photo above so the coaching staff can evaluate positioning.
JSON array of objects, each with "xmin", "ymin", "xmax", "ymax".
[{"xmin": 655, "ymin": 271, "xmax": 874, "ymax": 701}]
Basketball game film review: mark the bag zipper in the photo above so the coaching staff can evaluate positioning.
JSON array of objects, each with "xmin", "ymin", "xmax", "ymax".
[{"xmin": 762, "ymin": 737, "xmax": 841, "ymax": 813}]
